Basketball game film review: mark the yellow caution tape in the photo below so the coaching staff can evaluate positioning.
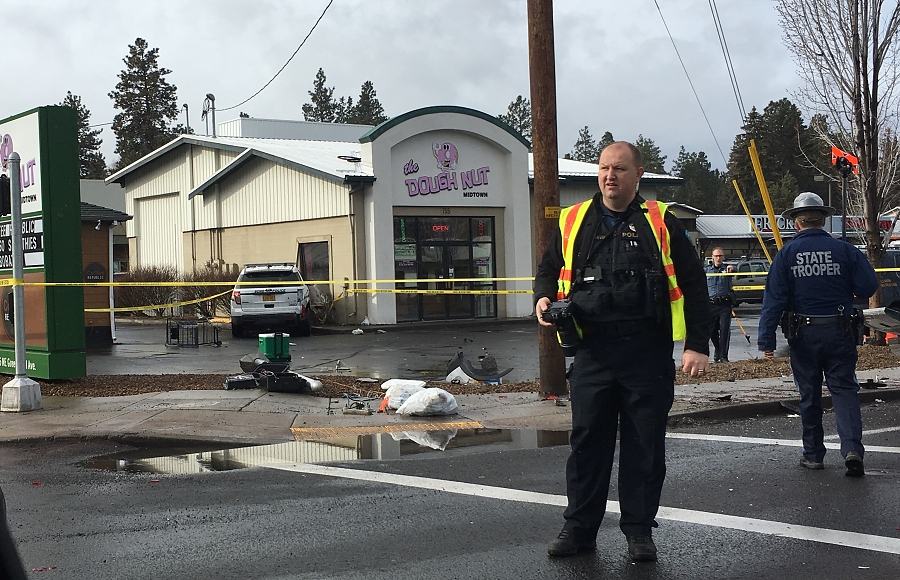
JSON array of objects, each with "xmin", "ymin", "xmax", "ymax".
[
  {"xmin": 23, "ymin": 276, "xmax": 537, "ymax": 287},
  {"xmin": 349, "ymin": 288, "xmax": 532, "ymax": 295},
  {"xmin": 84, "ymin": 289, "xmax": 232, "ymax": 313},
  {"xmin": 0, "ymin": 278, "xmax": 23, "ymax": 286},
  {"xmin": 732, "ymin": 285, "xmax": 766, "ymax": 291}
]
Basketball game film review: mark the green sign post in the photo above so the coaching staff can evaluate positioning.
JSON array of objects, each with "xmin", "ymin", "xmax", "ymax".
[{"xmin": 0, "ymin": 107, "xmax": 85, "ymax": 379}]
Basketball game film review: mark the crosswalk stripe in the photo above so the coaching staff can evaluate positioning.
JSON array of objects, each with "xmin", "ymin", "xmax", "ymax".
[
  {"xmin": 666, "ymin": 432, "xmax": 899, "ymax": 454},
  {"xmin": 263, "ymin": 462, "xmax": 900, "ymax": 555}
]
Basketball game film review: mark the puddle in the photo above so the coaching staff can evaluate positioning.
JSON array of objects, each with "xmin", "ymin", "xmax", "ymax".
[{"xmin": 83, "ymin": 428, "xmax": 571, "ymax": 475}]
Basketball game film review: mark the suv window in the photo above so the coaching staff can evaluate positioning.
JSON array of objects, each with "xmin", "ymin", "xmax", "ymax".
[
  {"xmin": 738, "ymin": 263, "xmax": 751, "ymax": 273},
  {"xmin": 750, "ymin": 262, "xmax": 767, "ymax": 273},
  {"xmin": 238, "ymin": 271, "xmax": 302, "ymax": 283}
]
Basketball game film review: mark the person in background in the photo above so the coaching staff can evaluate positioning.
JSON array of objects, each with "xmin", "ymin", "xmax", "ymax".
[
  {"xmin": 758, "ymin": 192, "xmax": 877, "ymax": 476},
  {"xmin": 705, "ymin": 247, "xmax": 734, "ymax": 362},
  {"xmin": 534, "ymin": 141, "xmax": 710, "ymax": 562}
]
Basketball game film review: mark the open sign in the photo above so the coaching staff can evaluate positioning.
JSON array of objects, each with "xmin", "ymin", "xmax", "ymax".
[{"xmin": 432, "ymin": 224, "xmax": 450, "ymax": 232}]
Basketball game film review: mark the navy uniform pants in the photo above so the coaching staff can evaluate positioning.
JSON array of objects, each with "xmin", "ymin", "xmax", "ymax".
[
  {"xmin": 788, "ymin": 322, "xmax": 864, "ymax": 461},
  {"xmin": 563, "ymin": 329, "xmax": 675, "ymax": 540},
  {"xmin": 709, "ymin": 301, "xmax": 732, "ymax": 362},
  {"xmin": 0, "ymin": 487, "xmax": 27, "ymax": 580}
]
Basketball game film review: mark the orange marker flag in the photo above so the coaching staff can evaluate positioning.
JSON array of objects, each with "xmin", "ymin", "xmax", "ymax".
[{"xmin": 831, "ymin": 146, "xmax": 860, "ymax": 175}]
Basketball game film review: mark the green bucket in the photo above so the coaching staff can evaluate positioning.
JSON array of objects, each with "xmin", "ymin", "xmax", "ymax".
[{"xmin": 258, "ymin": 333, "xmax": 291, "ymax": 362}]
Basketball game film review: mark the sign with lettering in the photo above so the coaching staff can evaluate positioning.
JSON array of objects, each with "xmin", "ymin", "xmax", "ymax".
[
  {"xmin": 0, "ymin": 107, "xmax": 85, "ymax": 379},
  {"xmin": 392, "ymin": 130, "xmax": 508, "ymax": 208}
]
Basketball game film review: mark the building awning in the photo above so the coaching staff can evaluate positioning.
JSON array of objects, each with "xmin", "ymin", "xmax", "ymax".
[{"xmin": 80, "ymin": 202, "xmax": 131, "ymax": 223}]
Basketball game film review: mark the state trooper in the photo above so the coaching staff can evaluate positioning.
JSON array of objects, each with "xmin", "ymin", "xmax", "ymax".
[
  {"xmin": 758, "ymin": 192, "xmax": 878, "ymax": 476},
  {"xmin": 534, "ymin": 142, "xmax": 711, "ymax": 562}
]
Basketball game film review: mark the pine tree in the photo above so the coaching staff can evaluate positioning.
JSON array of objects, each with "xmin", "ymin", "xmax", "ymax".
[
  {"xmin": 108, "ymin": 38, "xmax": 180, "ymax": 170},
  {"xmin": 334, "ymin": 96, "xmax": 354, "ymax": 123},
  {"xmin": 598, "ymin": 131, "xmax": 615, "ymax": 155},
  {"xmin": 726, "ymin": 98, "xmax": 829, "ymax": 214},
  {"xmin": 570, "ymin": 126, "xmax": 599, "ymax": 162},
  {"xmin": 670, "ymin": 146, "xmax": 729, "ymax": 212},
  {"xmin": 61, "ymin": 91, "xmax": 107, "ymax": 179},
  {"xmin": 301, "ymin": 68, "xmax": 337, "ymax": 122},
  {"xmin": 349, "ymin": 80, "xmax": 388, "ymax": 125},
  {"xmin": 635, "ymin": 134, "xmax": 667, "ymax": 173},
  {"xmin": 497, "ymin": 95, "xmax": 532, "ymax": 141}
]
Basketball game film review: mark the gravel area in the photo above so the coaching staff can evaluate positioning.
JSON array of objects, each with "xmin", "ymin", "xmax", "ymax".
[{"xmin": 24, "ymin": 344, "xmax": 900, "ymax": 398}]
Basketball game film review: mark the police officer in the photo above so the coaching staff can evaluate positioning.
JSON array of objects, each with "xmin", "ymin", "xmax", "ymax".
[
  {"xmin": 705, "ymin": 247, "xmax": 734, "ymax": 362},
  {"xmin": 0, "ymin": 486, "xmax": 27, "ymax": 580},
  {"xmin": 758, "ymin": 192, "xmax": 877, "ymax": 477},
  {"xmin": 535, "ymin": 142, "xmax": 711, "ymax": 562}
]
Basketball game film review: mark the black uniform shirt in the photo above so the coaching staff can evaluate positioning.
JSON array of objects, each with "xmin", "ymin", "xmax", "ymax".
[{"xmin": 534, "ymin": 192, "xmax": 710, "ymax": 354}]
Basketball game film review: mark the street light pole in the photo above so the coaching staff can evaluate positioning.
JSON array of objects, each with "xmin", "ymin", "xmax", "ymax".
[{"xmin": 1, "ymin": 153, "xmax": 42, "ymax": 412}]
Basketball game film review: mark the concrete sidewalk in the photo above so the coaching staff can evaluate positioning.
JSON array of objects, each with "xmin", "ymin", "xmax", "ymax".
[{"xmin": 2, "ymin": 367, "xmax": 899, "ymax": 446}]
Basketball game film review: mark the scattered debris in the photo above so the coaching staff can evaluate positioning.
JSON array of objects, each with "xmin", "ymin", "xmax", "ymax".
[
  {"xmin": 351, "ymin": 328, "xmax": 364, "ymax": 335},
  {"xmin": 455, "ymin": 349, "xmax": 513, "ymax": 384},
  {"xmin": 356, "ymin": 377, "xmax": 378, "ymax": 383},
  {"xmin": 376, "ymin": 329, "xmax": 387, "ymax": 334},
  {"xmin": 446, "ymin": 367, "xmax": 473, "ymax": 384},
  {"xmin": 714, "ymin": 394, "xmax": 733, "ymax": 402},
  {"xmin": 340, "ymin": 392, "xmax": 379, "ymax": 415},
  {"xmin": 861, "ymin": 378, "xmax": 885, "ymax": 390}
]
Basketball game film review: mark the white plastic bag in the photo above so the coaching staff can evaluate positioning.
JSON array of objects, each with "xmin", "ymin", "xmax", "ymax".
[
  {"xmin": 390, "ymin": 430, "xmax": 458, "ymax": 451},
  {"xmin": 381, "ymin": 379, "xmax": 426, "ymax": 410},
  {"xmin": 396, "ymin": 387, "xmax": 459, "ymax": 416}
]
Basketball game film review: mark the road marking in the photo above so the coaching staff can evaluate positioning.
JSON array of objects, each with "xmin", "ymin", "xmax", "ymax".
[
  {"xmin": 263, "ymin": 462, "xmax": 900, "ymax": 555},
  {"xmin": 825, "ymin": 426, "xmax": 900, "ymax": 440},
  {"xmin": 666, "ymin": 432, "xmax": 900, "ymax": 454}
]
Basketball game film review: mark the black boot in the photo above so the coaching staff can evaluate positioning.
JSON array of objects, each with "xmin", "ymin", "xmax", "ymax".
[
  {"xmin": 547, "ymin": 527, "xmax": 595, "ymax": 557},
  {"xmin": 626, "ymin": 535, "xmax": 658, "ymax": 562}
]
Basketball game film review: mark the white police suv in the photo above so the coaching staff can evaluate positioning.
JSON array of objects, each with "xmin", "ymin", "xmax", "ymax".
[{"xmin": 230, "ymin": 263, "xmax": 311, "ymax": 338}]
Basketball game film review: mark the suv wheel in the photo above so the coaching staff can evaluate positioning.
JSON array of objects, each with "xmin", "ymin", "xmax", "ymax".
[
  {"xmin": 295, "ymin": 319, "xmax": 311, "ymax": 337},
  {"xmin": 231, "ymin": 322, "xmax": 245, "ymax": 338}
]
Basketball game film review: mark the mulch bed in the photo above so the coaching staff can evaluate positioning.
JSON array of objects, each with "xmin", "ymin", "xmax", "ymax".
[{"xmin": 29, "ymin": 345, "xmax": 900, "ymax": 398}]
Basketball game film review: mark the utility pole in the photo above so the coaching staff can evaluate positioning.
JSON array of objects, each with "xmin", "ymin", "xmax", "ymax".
[{"xmin": 528, "ymin": 0, "xmax": 566, "ymax": 397}]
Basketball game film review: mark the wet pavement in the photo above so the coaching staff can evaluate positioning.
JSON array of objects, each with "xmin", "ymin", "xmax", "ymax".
[
  {"xmin": 90, "ymin": 306, "xmax": 765, "ymax": 381},
  {"xmin": 2, "ymin": 401, "xmax": 897, "ymax": 579}
]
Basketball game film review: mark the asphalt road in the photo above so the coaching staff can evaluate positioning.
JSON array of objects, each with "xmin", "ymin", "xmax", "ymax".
[
  {"xmin": 2, "ymin": 399, "xmax": 897, "ymax": 579},
  {"xmin": 90, "ymin": 306, "xmax": 765, "ymax": 382}
]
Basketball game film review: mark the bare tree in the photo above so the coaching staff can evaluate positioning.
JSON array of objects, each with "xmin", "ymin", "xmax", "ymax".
[{"xmin": 777, "ymin": 0, "xmax": 900, "ymax": 274}]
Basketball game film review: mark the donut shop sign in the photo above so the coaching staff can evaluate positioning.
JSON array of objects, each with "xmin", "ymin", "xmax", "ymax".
[{"xmin": 403, "ymin": 141, "xmax": 491, "ymax": 198}]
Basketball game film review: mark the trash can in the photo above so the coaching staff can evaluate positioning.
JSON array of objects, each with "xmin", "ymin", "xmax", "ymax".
[{"xmin": 259, "ymin": 332, "xmax": 291, "ymax": 362}]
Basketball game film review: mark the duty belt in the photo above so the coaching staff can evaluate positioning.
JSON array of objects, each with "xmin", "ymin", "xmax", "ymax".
[{"xmin": 796, "ymin": 314, "xmax": 843, "ymax": 326}]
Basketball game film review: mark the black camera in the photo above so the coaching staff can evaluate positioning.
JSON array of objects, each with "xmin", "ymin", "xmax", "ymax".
[{"xmin": 541, "ymin": 300, "xmax": 580, "ymax": 356}]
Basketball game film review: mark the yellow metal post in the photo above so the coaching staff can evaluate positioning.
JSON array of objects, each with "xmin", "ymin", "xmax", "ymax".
[
  {"xmin": 748, "ymin": 139, "xmax": 783, "ymax": 250},
  {"xmin": 732, "ymin": 180, "xmax": 773, "ymax": 263}
]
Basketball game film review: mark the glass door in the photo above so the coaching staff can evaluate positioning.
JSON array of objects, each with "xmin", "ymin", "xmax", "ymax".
[
  {"xmin": 419, "ymin": 245, "xmax": 446, "ymax": 320},
  {"xmin": 419, "ymin": 244, "xmax": 474, "ymax": 320}
]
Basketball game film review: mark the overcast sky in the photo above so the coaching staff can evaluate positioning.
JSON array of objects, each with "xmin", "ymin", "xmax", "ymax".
[{"xmin": 1, "ymin": 0, "xmax": 800, "ymax": 171}]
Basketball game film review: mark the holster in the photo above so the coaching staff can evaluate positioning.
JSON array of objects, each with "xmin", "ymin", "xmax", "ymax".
[
  {"xmin": 779, "ymin": 311, "xmax": 799, "ymax": 340},
  {"xmin": 845, "ymin": 307, "xmax": 865, "ymax": 345}
]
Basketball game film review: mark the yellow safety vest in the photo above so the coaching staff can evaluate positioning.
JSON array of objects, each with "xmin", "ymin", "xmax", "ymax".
[{"xmin": 556, "ymin": 199, "xmax": 686, "ymax": 341}]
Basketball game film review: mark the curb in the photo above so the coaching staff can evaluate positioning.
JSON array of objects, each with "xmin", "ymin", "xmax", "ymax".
[{"xmin": 667, "ymin": 386, "xmax": 900, "ymax": 424}]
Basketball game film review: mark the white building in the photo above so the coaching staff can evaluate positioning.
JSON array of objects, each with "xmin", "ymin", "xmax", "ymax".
[{"xmin": 107, "ymin": 106, "xmax": 681, "ymax": 325}]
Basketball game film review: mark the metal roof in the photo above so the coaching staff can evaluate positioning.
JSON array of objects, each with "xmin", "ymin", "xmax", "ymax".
[
  {"xmin": 528, "ymin": 155, "xmax": 684, "ymax": 184},
  {"xmin": 107, "ymin": 133, "xmax": 682, "ymax": 191},
  {"xmin": 80, "ymin": 202, "xmax": 131, "ymax": 223}
]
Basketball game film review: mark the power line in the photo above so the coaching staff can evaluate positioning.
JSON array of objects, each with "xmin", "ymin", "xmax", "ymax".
[
  {"xmin": 219, "ymin": 0, "xmax": 335, "ymax": 112},
  {"xmin": 652, "ymin": 0, "xmax": 728, "ymax": 165},
  {"xmin": 709, "ymin": 0, "xmax": 746, "ymax": 123},
  {"xmin": 88, "ymin": 122, "xmax": 113, "ymax": 128}
]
